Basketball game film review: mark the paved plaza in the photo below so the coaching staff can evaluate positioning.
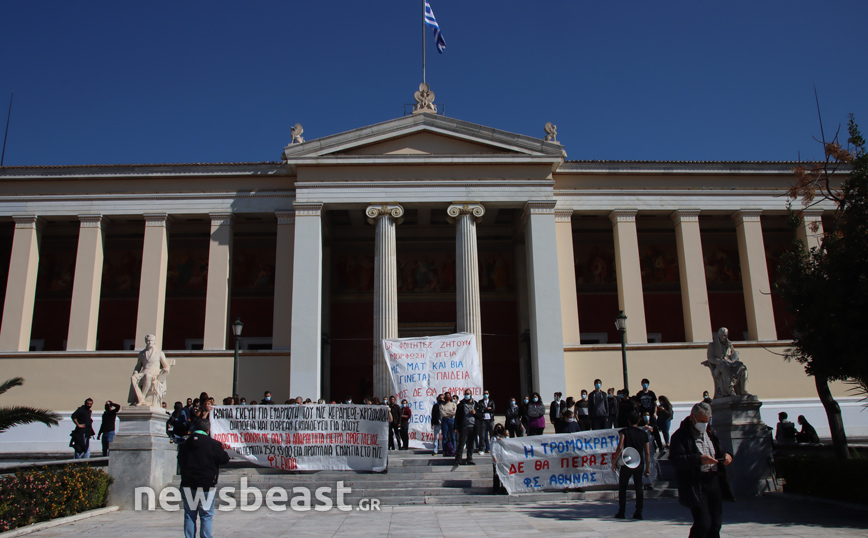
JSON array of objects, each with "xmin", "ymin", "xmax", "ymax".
[{"xmin": 20, "ymin": 495, "xmax": 868, "ymax": 538}]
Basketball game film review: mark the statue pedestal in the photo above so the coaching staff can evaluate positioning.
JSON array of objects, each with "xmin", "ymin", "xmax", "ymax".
[
  {"xmin": 710, "ymin": 395, "xmax": 777, "ymax": 497},
  {"xmin": 107, "ymin": 406, "xmax": 175, "ymax": 509}
]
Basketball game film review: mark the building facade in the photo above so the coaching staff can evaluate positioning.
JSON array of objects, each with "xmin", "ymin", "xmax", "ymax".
[{"xmin": 0, "ymin": 111, "xmax": 863, "ymax": 442}]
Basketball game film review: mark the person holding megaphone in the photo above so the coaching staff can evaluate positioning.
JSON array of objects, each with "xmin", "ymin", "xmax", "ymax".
[{"xmin": 611, "ymin": 412, "xmax": 651, "ymax": 520}]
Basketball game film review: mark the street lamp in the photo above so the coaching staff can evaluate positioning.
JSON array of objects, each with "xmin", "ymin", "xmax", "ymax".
[
  {"xmin": 232, "ymin": 317, "xmax": 244, "ymax": 399},
  {"xmin": 615, "ymin": 311, "xmax": 629, "ymax": 394}
]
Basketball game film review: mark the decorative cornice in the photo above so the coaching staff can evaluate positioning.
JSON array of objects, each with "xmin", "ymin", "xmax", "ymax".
[
  {"xmin": 447, "ymin": 203, "xmax": 485, "ymax": 223},
  {"xmin": 554, "ymin": 209, "xmax": 573, "ymax": 223},
  {"xmin": 800, "ymin": 209, "xmax": 824, "ymax": 222},
  {"xmin": 143, "ymin": 213, "xmax": 170, "ymax": 227},
  {"xmin": 366, "ymin": 204, "xmax": 405, "ymax": 225},
  {"xmin": 609, "ymin": 209, "xmax": 638, "ymax": 223},
  {"xmin": 293, "ymin": 201, "xmax": 323, "ymax": 217},
  {"xmin": 671, "ymin": 209, "xmax": 701, "ymax": 223},
  {"xmin": 275, "ymin": 210, "xmax": 295, "ymax": 225},
  {"xmin": 520, "ymin": 200, "xmax": 557, "ymax": 224},
  {"xmin": 12, "ymin": 215, "xmax": 43, "ymax": 230},
  {"xmin": 78, "ymin": 214, "xmax": 105, "ymax": 228},
  {"xmin": 733, "ymin": 209, "xmax": 762, "ymax": 223},
  {"xmin": 209, "ymin": 212, "xmax": 234, "ymax": 227}
]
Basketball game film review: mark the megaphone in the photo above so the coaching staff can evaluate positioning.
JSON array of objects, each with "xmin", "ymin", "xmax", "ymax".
[{"xmin": 617, "ymin": 447, "xmax": 641, "ymax": 469}]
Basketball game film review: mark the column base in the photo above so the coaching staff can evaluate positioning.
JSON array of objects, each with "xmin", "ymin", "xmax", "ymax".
[
  {"xmin": 107, "ymin": 407, "xmax": 176, "ymax": 510},
  {"xmin": 710, "ymin": 395, "xmax": 778, "ymax": 497}
]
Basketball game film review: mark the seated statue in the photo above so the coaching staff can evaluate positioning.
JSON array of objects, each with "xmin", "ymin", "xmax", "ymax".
[
  {"xmin": 702, "ymin": 327, "xmax": 750, "ymax": 398},
  {"xmin": 128, "ymin": 334, "xmax": 173, "ymax": 407}
]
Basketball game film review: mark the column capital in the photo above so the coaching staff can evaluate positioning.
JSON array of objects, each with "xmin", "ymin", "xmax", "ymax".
[
  {"xmin": 447, "ymin": 202, "xmax": 485, "ymax": 221},
  {"xmin": 12, "ymin": 215, "xmax": 44, "ymax": 230},
  {"xmin": 800, "ymin": 209, "xmax": 824, "ymax": 222},
  {"xmin": 521, "ymin": 200, "xmax": 556, "ymax": 224},
  {"xmin": 609, "ymin": 209, "xmax": 638, "ymax": 223},
  {"xmin": 78, "ymin": 215, "xmax": 106, "ymax": 228},
  {"xmin": 293, "ymin": 201, "xmax": 323, "ymax": 217},
  {"xmin": 671, "ymin": 209, "xmax": 701, "ymax": 223},
  {"xmin": 366, "ymin": 204, "xmax": 405, "ymax": 225},
  {"xmin": 732, "ymin": 209, "xmax": 762, "ymax": 223},
  {"xmin": 209, "ymin": 212, "xmax": 234, "ymax": 227},
  {"xmin": 143, "ymin": 213, "xmax": 170, "ymax": 227},
  {"xmin": 275, "ymin": 210, "xmax": 296, "ymax": 225},
  {"xmin": 554, "ymin": 209, "xmax": 574, "ymax": 223}
]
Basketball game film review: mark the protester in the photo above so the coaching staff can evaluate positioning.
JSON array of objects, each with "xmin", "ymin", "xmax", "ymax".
[
  {"xmin": 178, "ymin": 420, "xmax": 230, "ymax": 538},
  {"xmin": 576, "ymin": 390, "xmax": 591, "ymax": 431},
  {"xmin": 260, "ymin": 391, "xmax": 274, "ymax": 405},
  {"xmin": 492, "ymin": 423, "xmax": 507, "ymax": 440},
  {"xmin": 400, "ymin": 399, "xmax": 411, "ymax": 449},
  {"xmin": 612, "ymin": 412, "xmax": 651, "ymax": 520},
  {"xmin": 97, "ymin": 400, "xmax": 121, "ymax": 457},
  {"xmin": 505, "ymin": 397, "xmax": 524, "ymax": 438},
  {"xmin": 774, "ymin": 412, "xmax": 796, "ymax": 445},
  {"xmin": 638, "ymin": 411, "xmax": 660, "ymax": 490},
  {"xmin": 702, "ymin": 390, "xmax": 713, "ymax": 405},
  {"xmin": 669, "ymin": 401, "xmax": 734, "ymax": 538},
  {"xmin": 588, "ymin": 379, "xmax": 608, "ymax": 430},
  {"xmin": 440, "ymin": 391, "xmax": 456, "ymax": 452},
  {"xmin": 454, "ymin": 389, "xmax": 477, "ymax": 465},
  {"xmin": 168, "ymin": 401, "xmax": 189, "ymax": 444},
  {"xmin": 388, "ymin": 396, "xmax": 402, "ymax": 450},
  {"xmin": 636, "ymin": 379, "xmax": 664, "ymax": 451},
  {"xmin": 478, "ymin": 389, "xmax": 495, "ymax": 453},
  {"xmin": 520, "ymin": 396, "xmax": 531, "ymax": 433},
  {"xmin": 560, "ymin": 410, "xmax": 580, "ymax": 433},
  {"xmin": 70, "ymin": 398, "xmax": 95, "ymax": 459},
  {"xmin": 617, "ymin": 390, "xmax": 635, "ymax": 428},
  {"xmin": 431, "ymin": 394, "xmax": 443, "ymax": 455},
  {"xmin": 796, "ymin": 415, "xmax": 820, "ymax": 443},
  {"xmin": 657, "ymin": 395, "xmax": 673, "ymax": 448},
  {"xmin": 549, "ymin": 392, "xmax": 565, "ymax": 431},
  {"xmin": 526, "ymin": 392, "xmax": 546, "ymax": 435},
  {"xmin": 606, "ymin": 388, "xmax": 619, "ymax": 428}
]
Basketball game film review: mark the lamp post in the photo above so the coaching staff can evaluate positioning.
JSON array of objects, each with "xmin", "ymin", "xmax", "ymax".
[
  {"xmin": 615, "ymin": 310, "xmax": 629, "ymax": 394},
  {"xmin": 232, "ymin": 317, "xmax": 244, "ymax": 399}
]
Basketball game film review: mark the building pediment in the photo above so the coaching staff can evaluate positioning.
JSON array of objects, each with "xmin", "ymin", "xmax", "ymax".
[{"xmin": 282, "ymin": 114, "xmax": 565, "ymax": 165}]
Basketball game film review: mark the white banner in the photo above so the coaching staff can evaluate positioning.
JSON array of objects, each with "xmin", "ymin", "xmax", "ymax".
[
  {"xmin": 492, "ymin": 430, "xmax": 623, "ymax": 494},
  {"xmin": 210, "ymin": 404, "xmax": 389, "ymax": 472},
  {"xmin": 382, "ymin": 332, "xmax": 482, "ymax": 448}
]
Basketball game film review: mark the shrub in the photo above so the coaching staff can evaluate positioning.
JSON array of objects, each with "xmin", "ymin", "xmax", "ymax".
[
  {"xmin": 776, "ymin": 455, "xmax": 868, "ymax": 504},
  {"xmin": 0, "ymin": 464, "xmax": 113, "ymax": 532}
]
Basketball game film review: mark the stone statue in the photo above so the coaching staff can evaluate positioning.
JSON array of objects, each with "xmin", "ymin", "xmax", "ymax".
[
  {"xmin": 702, "ymin": 327, "xmax": 750, "ymax": 398},
  {"xmin": 413, "ymin": 83, "xmax": 437, "ymax": 114},
  {"xmin": 544, "ymin": 122, "xmax": 558, "ymax": 142},
  {"xmin": 290, "ymin": 123, "xmax": 304, "ymax": 144},
  {"xmin": 129, "ymin": 334, "xmax": 173, "ymax": 407}
]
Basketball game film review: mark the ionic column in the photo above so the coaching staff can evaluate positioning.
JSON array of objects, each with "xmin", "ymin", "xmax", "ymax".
[
  {"xmin": 67, "ymin": 215, "xmax": 106, "ymax": 351},
  {"xmin": 0, "ymin": 216, "xmax": 43, "ymax": 351},
  {"xmin": 135, "ymin": 214, "xmax": 170, "ymax": 348},
  {"xmin": 448, "ymin": 203, "xmax": 485, "ymax": 367},
  {"xmin": 797, "ymin": 209, "xmax": 825, "ymax": 252},
  {"xmin": 203, "ymin": 213, "xmax": 233, "ymax": 350},
  {"xmin": 272, "ymin": 210, "xmax": 295, "ymax": 349},
  {"xmin": 367, "ymin": 204, "xmax": 404, "ymax": 397},
  {"xmin": 672, "ymin": 210, "xmax": 712, "ymax": 342},
  {"xmin": 290, "ymin": 202, "xmax": 324, "ymax": 399},
  {"xmin": 609, "ymin": 209, "xmax": 648, "ymax": 343},
  {"xmin": 555, "ymin": 209, "xmax": 580, "ymax": 344},
  {"xmin": 523, "ymin": 201, "xmax": 566, "ymax": 398},
  {"xmin": 733, "ymin": 210, "xmax": 777, "ymax": 340}
]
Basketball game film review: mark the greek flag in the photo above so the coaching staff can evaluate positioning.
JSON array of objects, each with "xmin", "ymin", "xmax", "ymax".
[{"xmin": 424, "ymin": 1, "xmax": 446, "ymax": 53}]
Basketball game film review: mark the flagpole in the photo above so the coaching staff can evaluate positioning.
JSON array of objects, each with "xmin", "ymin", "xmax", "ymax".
[{"xmin": 422, "ymin": 0, "xmax": 426, "ymax": 84}]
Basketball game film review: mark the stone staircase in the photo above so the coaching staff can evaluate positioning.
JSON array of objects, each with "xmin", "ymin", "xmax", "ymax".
[{"xmin": 170, "ymin": 449, "xmax": 677, "ymax": 506}]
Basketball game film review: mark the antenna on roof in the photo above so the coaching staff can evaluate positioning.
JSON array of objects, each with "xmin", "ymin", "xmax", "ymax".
[{"xmin": 1, "ymin": 90, "xmax": 13, "ymax": 167}]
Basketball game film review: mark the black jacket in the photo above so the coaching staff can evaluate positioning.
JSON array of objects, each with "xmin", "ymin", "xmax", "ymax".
[
  {"xmin": 669, "ymin": 416, "xmax": 734, "ymax": 507},
  {"xmin": 479, "ymin": 398, "xmax": 495, "ymax": 420},
  {"xmin": 505, "ymin": 404, "xmax": 522, "ymax": 427},
  {"xmin": 431, "ymin": 402, "xmax": 442, "ymax": 426},
  {"xmin": 179, "ymin": 432, "xmax": 230, "ymax": 489},
  {"xmin": 455, "ymin": 399, "xmax": 476, "ymax": 429}
]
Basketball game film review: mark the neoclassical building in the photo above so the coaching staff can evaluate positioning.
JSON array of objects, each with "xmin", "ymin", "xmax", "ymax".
[{"xmin": 0, "ymin": 110, "xmax": 862, "ymax": 439}]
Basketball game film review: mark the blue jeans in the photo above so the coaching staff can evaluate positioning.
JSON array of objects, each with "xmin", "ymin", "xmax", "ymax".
[
  {"xmin": 183, "ymin": 487, "xmax": 216, "ymax": 538},
  {"xmin": 432, "ymin": 424, "xmax": 442, "ymax": 452},
  {"xmin": 441, "ymin": 417, "xmax": 454, "ymax": 446},
  {"xmin": 100, "ymin": 431, "xmax": 115, "ymax": 457}
]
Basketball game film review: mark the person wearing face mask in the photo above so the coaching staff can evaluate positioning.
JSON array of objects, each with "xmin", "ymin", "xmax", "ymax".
[
  {"xmin": 504, "ymin": 398, "xmax": 524, "ymax": 437},
  {"xmin": 388, "ymin": 396, "xmax": 403, "ymax": 450},
  {"xmin": 588, "ymin": 379, "xmax": 609, "ymax": 430},
  {"xmin": 606, "ymin": 388, "xmax": 619, "ymax": 429},
  {"xmin": 549, "ymin": 392, "xmax": 564, "ymax": 431},
  {"xmin": 611, "ymin": 412, "xmax": 651, "ymax": 520},
  {"xmin": 439, "ymin": 392, "xmax": 456, "ymax": 455},
  {"xmin": 260, "ymin": 390, "xmax": 275, "ymax": 405},
  {"xmin": 636, "ymin": 379, "xmax": 664, "ymax": 452},
  {"xmin": 669, "ymin": 401, "xmax": 734, "ymax": 538},
  {"xmin": 70, "ymin": 398, "xmax": 95, "ymax": 459},
  {"xmin": 575, "ymin": 390, "xmax": 591, "ymax": 431},
  {"xmin": 431, "ymin": 394, "xmax": 443, "ymax": 455},
  {"xmin": 526, "ymin": 392, "xmax": 546, "ymax": 436},
  {"xmin": 454, "ymin": 390, "xmax": 477, "ymax": 464},
  {"xmin": 476, "ymin": 390, "xmax": 495, "ymax": 453},
  {"xmin": 399, "ymin": 399, "xmax": 412, "ymax": 450},
  {"xmin": 520, "ymin": 397, "xmax": 531, "ymax": 433}
]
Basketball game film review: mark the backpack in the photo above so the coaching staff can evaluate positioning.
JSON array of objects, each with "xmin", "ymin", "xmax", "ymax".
[{"xmin": 443, "ymin": 439, "xmax": 455, "ymax": 457}]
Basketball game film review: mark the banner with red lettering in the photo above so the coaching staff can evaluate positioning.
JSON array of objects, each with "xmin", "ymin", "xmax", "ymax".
[
  {"xmin": 492, "ymin": 430, "xmax": 624, "ymax": 494},
  {"xmin": 382, "ymin": 332, "xmax": 482, "ymax": 449},
  {"xmin": 210, "ymin": 404, "xmax": 389, "ymax": 471}
]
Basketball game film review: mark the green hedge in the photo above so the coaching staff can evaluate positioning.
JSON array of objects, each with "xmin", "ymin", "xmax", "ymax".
[
  {"xmin": 0, "ymin": 465, "xmax": 113, "ymax": 532},
  {"xmin": 776, "ymin": 455, "xmax": 868, "ymax": 504}
]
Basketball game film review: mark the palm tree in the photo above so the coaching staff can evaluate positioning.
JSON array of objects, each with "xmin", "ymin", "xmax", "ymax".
[{"xmin": 0, "ymin": 377, "xmax": 61, "ymax": 435}]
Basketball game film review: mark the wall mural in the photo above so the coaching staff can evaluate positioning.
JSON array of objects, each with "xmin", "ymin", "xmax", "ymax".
[
  {"xmin": 101, "ymin": 249, "xmax": 142, "ymax": 294},
  {"xmin": 574, "ymin": 243, "xmax": 617, "ymax": 286},
  {"xmin": 639, "ymin": 244, "xmax": 680, "ymax": 285},
  {"xmin": 233, "ymin": 246, "xmax": 276, "ymax": 293},
  {"xmin": 167, "ymin": 248, "xmax": 209, "ymax": 291}
]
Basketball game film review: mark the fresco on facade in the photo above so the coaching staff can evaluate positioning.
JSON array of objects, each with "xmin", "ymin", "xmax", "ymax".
[
  {"xmin": 639, "ymin": 244, "xmax": 680, "ymax": 285},
  {"xmin": 36, "ymin": 248, "xmax": 76, "ymax": 293},
  {"xmin": 166, "ymin": 248, "xmax": 209, "ymax": 291},
  {"xmin": 573, "ymin": 243, "xmax": 617, "ymax": 286},
  {"xmin": 233, "ymin": 246, "xmax": 275, "ymax": 292},
  {"xmin": 101, "ymin": 249, "xmax": 142, "ymax": 293},
  {"xmin": 703, "ymin": 245, "xmax": 742, "ymax": 284}
]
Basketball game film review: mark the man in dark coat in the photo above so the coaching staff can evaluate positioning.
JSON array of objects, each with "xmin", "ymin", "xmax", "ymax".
[
  {"xmin": 388, "ymin": 396, "xmax": 402, "ymax": 450},
  {"xmin": 454, "ymin": 390, "xmax": 477, "ymax": 465},
  {"xmin": 178, "ymin": 424, "xmax": 230, "ymax": 538},
  {"xmin": 70, "ymin": 398, "xmax": 95, "ymax": 459},
  {"xmin": 669, "ymin": 401, "xmax": 734, "ymax": 538}
]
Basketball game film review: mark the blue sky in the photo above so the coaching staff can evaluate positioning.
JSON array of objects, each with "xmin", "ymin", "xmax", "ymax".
[{"xmin": 1, "ymin": 1, "xmax": 866, "ymax": 166}]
